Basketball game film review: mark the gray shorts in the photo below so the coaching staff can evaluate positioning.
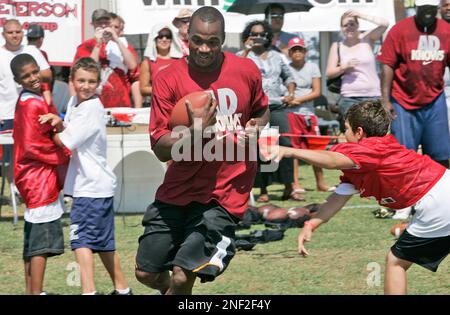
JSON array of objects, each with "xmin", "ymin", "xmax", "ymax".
[{"xmin": 23, "ymin": 219, "xmax": 65, "ymax": 262}]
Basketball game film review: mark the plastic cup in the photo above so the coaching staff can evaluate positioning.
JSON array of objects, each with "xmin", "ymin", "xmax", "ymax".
[{"xmin": 258, "ymin": 128, "xmax": 280, "ymax": 160}]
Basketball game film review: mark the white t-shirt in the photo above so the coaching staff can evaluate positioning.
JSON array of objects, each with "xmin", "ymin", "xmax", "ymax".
[
  {"xmin": 105, "ymin": 37, "xmax": 128, "ymax": 73},
  {"xmin": 24, "ymin": 196, "xmax": 65, "ymax": 224},
  {"xmin": 60, "ymin": 96, "xmax": 117, "ymax": 198},
  {"xmin": 0, "ymin": 45, "xmax": 50, "ymax": 120},
  {"xmin": 287, "ymin": 62, "xmax": 321, "ymax": 116}
]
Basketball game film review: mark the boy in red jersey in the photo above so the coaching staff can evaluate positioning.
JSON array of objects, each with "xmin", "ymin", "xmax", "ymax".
[
  {"xmin": 11, "ymin": 54, "xmax": 69, "ymax": 295},
  {"xmin": 264, "ymin": 100, "xmax": 449, "ymax": 295}
]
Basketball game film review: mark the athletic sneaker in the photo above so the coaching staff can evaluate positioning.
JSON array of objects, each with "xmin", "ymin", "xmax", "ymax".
[
  {"xmin": 392, "ymin": 207, "xmax": 412, "ymax": 220},
  {"xmin": 372, "ymin": 207, "xmax": 395, "ymax": 219},
  {"xmin": 110, "ymin": 288, "xmax": 133, "ymax": 295}
]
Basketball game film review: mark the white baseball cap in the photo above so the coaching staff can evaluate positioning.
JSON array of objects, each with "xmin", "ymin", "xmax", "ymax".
[{"xmin": 415, "ymin": 0, "xmax": 440, "ymax": 6}]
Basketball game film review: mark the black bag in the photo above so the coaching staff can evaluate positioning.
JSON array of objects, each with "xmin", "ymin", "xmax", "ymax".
[{"xmin": 326, "ymin": 42, "xmax": 342, "ymax": 94}]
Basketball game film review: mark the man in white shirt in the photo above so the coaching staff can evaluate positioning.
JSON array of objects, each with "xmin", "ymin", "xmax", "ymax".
[{"xmin": 0, "ymin": 19, "xmax": 51, "ymax": 164}]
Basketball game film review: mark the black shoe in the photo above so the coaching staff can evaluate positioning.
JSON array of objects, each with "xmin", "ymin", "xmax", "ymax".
[{"xmin": 110, "ymin": 288, "xmax": 133, "ymax": 295}]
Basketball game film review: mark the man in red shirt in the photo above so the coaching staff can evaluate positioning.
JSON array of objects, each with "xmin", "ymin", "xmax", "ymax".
[
  {"xmin": 72, "ymin": 9, "xmax": 138, "ymax": 108},
  {"xmin": 266, "ymin": 100, "xmax": 449, "ymax": 295},
  {"xmin": 135, "ymin": 6, "xmax": 269, "ymax": 295},
  {"xmin": 378, "ymin": 0, "xmax": 450, "ymax": 168}
]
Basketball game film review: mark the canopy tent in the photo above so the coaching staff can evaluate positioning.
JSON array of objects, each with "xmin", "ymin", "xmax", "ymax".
[{"xmin": 115, "ymin": 0, "xmax": 396, "ymax": 34}]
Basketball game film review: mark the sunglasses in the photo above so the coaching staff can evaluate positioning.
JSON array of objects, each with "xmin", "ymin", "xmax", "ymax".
[
  {"xmin": 156, "ymin": 34, "xmax": 172, "ymax": 40},
  {"xmin": 178, "ymin": 18, "xmax": 191, "ymax": 24},
  {"xmin": 270, "ymin": 14, "xmax": 284, "ymax": 19},
  {"xmin": 249, "ymin": 32, "xmax": 268, "ymax": 38}
]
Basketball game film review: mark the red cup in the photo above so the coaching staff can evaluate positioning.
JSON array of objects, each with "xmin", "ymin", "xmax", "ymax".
[{"xmin": 258, "ymin": 128, "xmax": 280, "ymax": 160}]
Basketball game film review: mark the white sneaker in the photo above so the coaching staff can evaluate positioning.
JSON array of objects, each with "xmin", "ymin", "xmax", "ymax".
[{"xmin": 392, "ymin": 207, "xmax": 412, "ymax": 220}]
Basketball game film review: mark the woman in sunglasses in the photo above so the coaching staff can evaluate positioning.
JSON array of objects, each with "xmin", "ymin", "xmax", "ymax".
[
  {"xmin": 238, "ymin": 20, "xmax": 303, "ymax": 202},
  {"xmin": 326, "ymin": 10, "xmax": 389, "ymax": 131},
  {"xmin": 140, "ymin": 24, "xmax": 183, "ymax": 100}
]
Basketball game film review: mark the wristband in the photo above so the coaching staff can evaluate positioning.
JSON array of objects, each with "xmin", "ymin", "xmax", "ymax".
[{"xmin": 304, "ymin": 220, "xmax": 318, "ymax": 231}]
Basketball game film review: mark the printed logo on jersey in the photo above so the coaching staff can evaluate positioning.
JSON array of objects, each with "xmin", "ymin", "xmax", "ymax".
[
  {"xmin": 411, "ymin": 35, "xmax": 445, "ymax": 65},
  {"xmin": 380, "ymin": 197, "xmax": 396, "ymax": 205},
  {"xmin": 213, "ymin": 88, "xmax": 244, "ymax": 140}
]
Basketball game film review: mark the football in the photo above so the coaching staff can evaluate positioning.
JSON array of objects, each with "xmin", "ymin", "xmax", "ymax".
[
  {"xmin": 257, "ymin": 204, "xmax": 280, "ymax": 219},
  {"xmin": 265, "ymin": 208, "xmax": 289, "ymax": 222},
  {"xmin": 287, "ymin": 207, "xmax": 310, "ymax": 220},
  {"xmin": 169, "ymin": 91, "xmax": 213, "ymax": 129},
  {"xmin": 390, "ymin": 222, "xmax": 408, "ymax": 239}
]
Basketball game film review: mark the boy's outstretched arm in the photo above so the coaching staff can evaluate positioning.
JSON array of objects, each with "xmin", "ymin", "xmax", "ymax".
[
  {"xmin": 268, "ymin": 146, "xmax": 356, "ymax": 170},
  {"xmin": 298, "ymin": 193, "xmax": 352, "ymax": 257}
]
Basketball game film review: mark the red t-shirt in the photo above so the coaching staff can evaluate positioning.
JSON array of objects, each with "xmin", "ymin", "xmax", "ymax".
[
  {"xmin": 146, "ymin": 57, "xmax": 177, "ymax": 84},
  {"xmin": 331, "ymin": 134, "xmax": 446, "ymax": 209},
  {"xmin": 150, "ymin": 52, "xmax": 268, "ymax": 218},
  {"xmin": 73, "ymin": 38, "xmax": 139, "ymax": 108},
  {"xmin": 377, "ymin": 17, "xmax": 450, "ymax": 109}
]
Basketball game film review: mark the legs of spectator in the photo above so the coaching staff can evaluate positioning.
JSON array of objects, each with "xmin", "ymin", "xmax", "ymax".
[
  {"xmin": 74, "ymin": 248, "xmax": 96, "ymax": 294},
  {"xmin": 24, "ymin": 255, "xmax": 47, "ymax": 295},
  {"xmin": 98, "ymin": 251, "xmax": 129, "ymax": 291},
  {"xmin": 313, "ymin": 166, "xmax": 334, "ymax": 192},
  {"xmin": 292, "ymin": 159, "xmax": 305, "ymax": 193}
]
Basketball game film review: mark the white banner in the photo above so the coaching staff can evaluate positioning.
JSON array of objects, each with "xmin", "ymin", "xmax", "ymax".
[
  {"xmin": 116, "ymin": 0, "xmax": 396, "ymax": 34},
  {"xmin": 0, "ymin": 0, "xmax": 84, "ymax": 66}
]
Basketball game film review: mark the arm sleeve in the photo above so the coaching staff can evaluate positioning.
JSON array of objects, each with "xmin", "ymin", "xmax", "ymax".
[
  {"xmin": 20, "ymin": 99, "xmax": 68, "ymax": 165},
  {"xmin": 279, "ymin": 56, "xmax": 296, "ymax": 86},
  {"xmin": 59, "ymin": 103, "xmax": 99, "ymax": 150},
  {"xmin": 311, "ymin": 63, "xmax": 322, "ymax": 79},
  {"xmin": 248, "ymin": 61, "xmax": 269, "ymax": 115},
  {"xmin": 335, "ymin": 183, "xmax": 359, "ymax": 196},
  {"xmin": 27, "ymin": 46, "xmax": 50, "ymax": 70},
  {"xmin": 149, "ymin": 76, "xmax": 174, "ymax": 147},
  {"xmin": 73, "ymin": 41, "xmax": 96, "ymax": 63},
  {"xmin": 330, "ymin": 143, "xmax": 379, "ymax": 172},
  {"xmin": 376, "ymin": 27, "xmax": 399, "ymax": 69}
]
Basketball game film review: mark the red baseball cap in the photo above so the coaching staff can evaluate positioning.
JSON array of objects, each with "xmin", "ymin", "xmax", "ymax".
[{"xmin": 288, "ymin": 37, "xmax": 306, "ymax": 50}]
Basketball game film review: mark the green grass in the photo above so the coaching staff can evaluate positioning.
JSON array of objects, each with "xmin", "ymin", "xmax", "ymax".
[{"xmin": 0, "ymin": 165, "xmax": 448, "ymax": 295}]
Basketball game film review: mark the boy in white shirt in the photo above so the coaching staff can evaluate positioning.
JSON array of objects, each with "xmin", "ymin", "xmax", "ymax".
[{"xmin": 39, "ymin": 57, "xmax": 131, "ymax": 295}]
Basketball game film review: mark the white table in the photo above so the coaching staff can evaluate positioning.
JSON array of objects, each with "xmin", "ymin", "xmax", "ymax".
[{"xmin": 0, "ymin": 133, "xmax": 18, "ymax": 224}]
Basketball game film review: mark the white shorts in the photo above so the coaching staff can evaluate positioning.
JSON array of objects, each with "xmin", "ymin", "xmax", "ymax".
[{"xmin": 407, "ymin": 170, "xmax": 450, "ymax": 238}]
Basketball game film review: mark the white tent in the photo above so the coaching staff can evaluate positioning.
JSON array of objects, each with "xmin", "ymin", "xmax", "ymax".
[{"xmin": 115, "ymin": 0, "xmax": 396, "ymax": 34}]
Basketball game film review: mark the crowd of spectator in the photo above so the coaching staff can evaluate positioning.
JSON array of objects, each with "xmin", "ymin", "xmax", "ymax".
[{"xmin": 1, "ymin": 1, "xmax": 449, "ymax": 206}]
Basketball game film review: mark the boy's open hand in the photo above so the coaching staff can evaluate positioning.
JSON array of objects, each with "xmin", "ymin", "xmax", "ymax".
[
  {"xmin": 297, "ymin": 226, "xmax": 313, "ymax": 257},
  {"xmin": 259, "ymin": 144, "xmax": 290, "ymax": 162},
  {"xmin": 39, "ymin": 114, "xmax": 64, "ymax": 133}
]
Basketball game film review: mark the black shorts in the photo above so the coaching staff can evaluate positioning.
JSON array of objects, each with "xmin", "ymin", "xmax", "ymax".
[
  {"xmin": 391, "ymin": 230, "xmax": 450, "ymax": 272},
  {"xmin": 136, "ymin": 200, "xmax": 239, "ymax": 283},
  {"xmin": 23, "ymin": 219, "xmax": 65, "ymax": 262}
]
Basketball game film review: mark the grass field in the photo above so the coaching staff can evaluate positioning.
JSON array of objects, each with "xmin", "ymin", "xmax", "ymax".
[{"xmin": 0, "ymin": 165, "xmax": 448, "ymax": 295}]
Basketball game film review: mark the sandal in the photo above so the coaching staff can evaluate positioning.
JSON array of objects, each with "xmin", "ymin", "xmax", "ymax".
[
  {"xmin": 256, "ymin": 194, "xmax": 270, "ymax": 203},
  {"xmin": 317, "ymin": 186, "xmax": 337, "ymax": 192},
  {"xmin": 281, "ymin": 190, "xmax": 306, "ymax": 202},
  {"xmin": 292, "ymin": 188, "xmax": 306, "ymax": 194}
]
